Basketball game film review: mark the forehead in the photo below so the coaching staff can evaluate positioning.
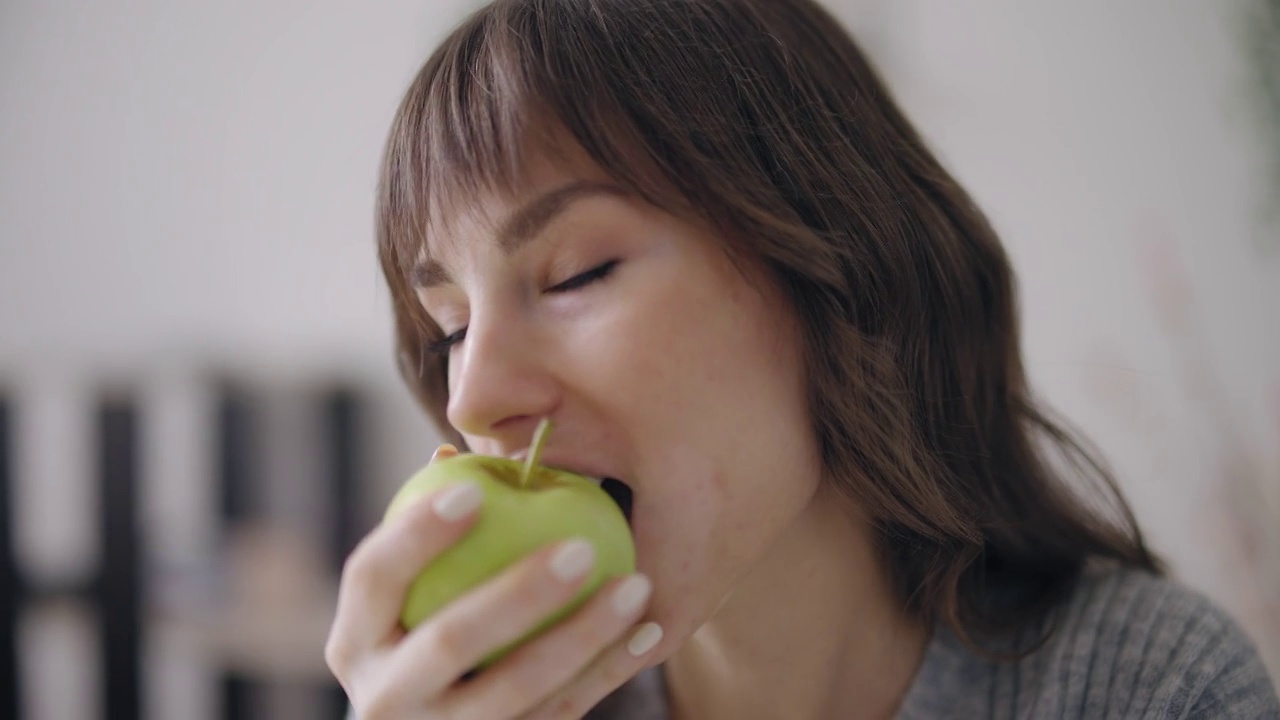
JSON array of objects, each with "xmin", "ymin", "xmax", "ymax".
[
  {"xmin": 413, "ymin": 146, "xmax": 636, "ymax": 287},
  {"xmin": 437, "ymin": 169, "xmax": 559, "ymax": 241},
  {"xmin": 423, "ymin": 139, "xmax": 601, "ymax": 253},
  {"xmin": 403, "ymin": 117, "xmax": 694, "ymax": 287}
]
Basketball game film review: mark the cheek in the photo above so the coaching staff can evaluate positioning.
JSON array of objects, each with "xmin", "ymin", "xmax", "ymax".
[
  {"xmin": 560, "ymin": 283, "xmax": 706, "ymax": 419},
  {"xmin": 589, "ymin": 285, "xmax": 744, "ymax": 409},
  {"xmin": 605, "ymin": 298, "xmax": 819, "ymax": 616},
  {"xmin": 632, "ymin": 443, "xmax": 728, "ymax": 633},
  {"xmin": 576, "ymin": 264, "xmax": 814, "ymax": 506}
]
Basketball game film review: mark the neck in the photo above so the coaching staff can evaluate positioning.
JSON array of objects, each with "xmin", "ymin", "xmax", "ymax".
[{"xmin": 665, "ymin": 485, "xmax": 929, "ymax": 720}]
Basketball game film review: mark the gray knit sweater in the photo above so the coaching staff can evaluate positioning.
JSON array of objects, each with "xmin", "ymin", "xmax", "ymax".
[{"xmin": 587, "ymin": 566, "xmax": 1280, "ymax": 719}]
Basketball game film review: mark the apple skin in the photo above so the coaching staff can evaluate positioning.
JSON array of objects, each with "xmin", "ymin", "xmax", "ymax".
[{"xmin": 384, "ymin": 452, "xmax": 635, "ymax": 666}]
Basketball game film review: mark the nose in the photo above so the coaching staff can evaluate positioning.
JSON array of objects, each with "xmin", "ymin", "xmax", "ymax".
[{"xmin": 444, "ymin": 310, "xmax": 560, "ymax": 447}]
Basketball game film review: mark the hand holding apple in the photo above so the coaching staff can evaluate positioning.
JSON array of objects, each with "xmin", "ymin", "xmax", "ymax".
[{"xmin": 383, "ymin": 418, "xmax": 636, "ymax": 666}]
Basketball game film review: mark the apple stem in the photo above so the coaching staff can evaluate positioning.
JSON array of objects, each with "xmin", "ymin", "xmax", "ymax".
[{"xmin": 521, "ymin": 417, "xmax": 553, "ymax": 488}]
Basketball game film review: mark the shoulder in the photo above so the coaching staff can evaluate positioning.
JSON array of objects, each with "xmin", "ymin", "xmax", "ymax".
[
  {"xmin": 901, "ymin": 564, "xmax": 1280, "ymax": 719},
  {"xmin": 1046, "ymin": 565, "xmax": 1277, "ymax": 717}
]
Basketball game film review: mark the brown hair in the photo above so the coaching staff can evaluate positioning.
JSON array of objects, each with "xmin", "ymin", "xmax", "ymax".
[{"xmin": 375, "ymin": 0, "xmax": 1161, "ymax": 648}]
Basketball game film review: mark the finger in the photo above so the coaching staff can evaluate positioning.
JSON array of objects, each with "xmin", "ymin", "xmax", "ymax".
[
  {"xmin": 517, "ymin": 621, "xmax": 664, "ymax": 720},
  {"xmin": 435, "ymin": 574, "xmax": 655, "ymax": 720},
  {"xmin": 326, "ymin": 480, "xmax": 483, "ymax": 674},
  {"xmin": 431, "ymin": 443, "xmax": 459, "ymax": 463},
  {"xmin": 381, "ymin": 537, "xmax": 601, "ymax": 704}
]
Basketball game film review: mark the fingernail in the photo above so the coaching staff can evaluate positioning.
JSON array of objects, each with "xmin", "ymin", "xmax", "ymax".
[
  {"xmin": 431, "ymin": 443, "xmax": 458, "ymax": 461},
  {"xmin": 549, "ymin": 539, "xmax": 595, "ymax": 582},
  {"xmin": 611, "ymin": 575, "xmax": 652, "ymax": 617},
  {"xmin": 432, "ymin": 483, "xmax": 482, "ymax": 521},
  {"xmin": 627, "ymin": 622, "xmax": 663, "ymax": 657}
]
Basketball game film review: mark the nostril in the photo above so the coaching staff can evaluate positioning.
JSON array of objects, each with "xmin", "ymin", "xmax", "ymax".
[{"xmin": 600, "ymin": 477, "xmax": 634, "ymax": 522}]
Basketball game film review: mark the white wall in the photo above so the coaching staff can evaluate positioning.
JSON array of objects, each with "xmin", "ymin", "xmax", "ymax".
[
  {"xmin": 0, "ymin": 0, "xmax": 480, "ymax": 374},
  {"xmin": 2, "ymin": 0, "xmax": 1276, "ymax": 695}
]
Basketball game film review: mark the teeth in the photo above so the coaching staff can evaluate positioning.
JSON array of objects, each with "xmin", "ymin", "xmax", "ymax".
[{"xmin": 587, "ymin": 477, "xmax": 605, "ymax": 486}]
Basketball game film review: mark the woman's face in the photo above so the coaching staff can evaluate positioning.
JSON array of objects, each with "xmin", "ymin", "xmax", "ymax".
[{"xmin": 414, "ymin": 150, "xmax": 825, "ymax": 658}]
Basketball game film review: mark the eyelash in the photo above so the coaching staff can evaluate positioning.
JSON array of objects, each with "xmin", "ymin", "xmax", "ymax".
[{"xmin": 425, "ymin": 259, "xmax": 620, "ymax": 355}]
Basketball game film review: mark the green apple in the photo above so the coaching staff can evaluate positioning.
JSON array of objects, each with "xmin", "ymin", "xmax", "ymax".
[{"xmin": 383, "ymin": 419, "xmax": 635, "ymax": 667}]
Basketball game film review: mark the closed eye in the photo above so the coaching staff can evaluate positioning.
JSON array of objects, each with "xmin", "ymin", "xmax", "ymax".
[
  {"xmin": 424, "ymin": 260, "xmax": 620, "ymax": 356},
  {"xmin": 547, "ymin": 259, "xmax": 619, "ymax": 293},
  {"xmin": 426, "ymin": 327, "xmax": 467, "ymax": 355}
]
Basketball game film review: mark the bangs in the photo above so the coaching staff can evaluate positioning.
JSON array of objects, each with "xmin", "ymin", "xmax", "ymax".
[
  {"xmin": 375, "ymin": 1, "xmax": 690, "ymax": 283},
  {"xmin": 376, "ymin": 0, "xmax": 855, "ymax": 395}
]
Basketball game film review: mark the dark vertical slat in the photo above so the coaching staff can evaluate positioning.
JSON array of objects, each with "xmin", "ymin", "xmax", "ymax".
[
  {"xmin": 220, "ymin": 674, "xmax": 254, "ymax": 720},
  {"xmin": 0, "ymin": 396, "xmax": 21, "ymax": 720},
  {"xmin": 217, "ymin": 386, "xmax": 257, "ymax": 524},
  {"xmin": 324, "ymin": 386, "xmax": 360, "ymax": 719},
  {"xmin": 216, "ymin": 384, "xmax": 261, "ymax": 720},
  {"xmin": 323, "ymin": 388, "xmax": 359, "ymax": 571},
  {"xmin": 99, "ymin": 395, "xmax": 142, "ymax": 720}
]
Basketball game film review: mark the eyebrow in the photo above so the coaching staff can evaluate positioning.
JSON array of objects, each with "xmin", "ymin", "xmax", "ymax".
[{"xmin": 410, "ymin": 180, "xmax": 629, "ymax": 288}]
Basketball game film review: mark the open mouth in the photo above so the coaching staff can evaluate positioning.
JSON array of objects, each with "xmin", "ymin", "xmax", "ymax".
[{"xmin": 600, "ymin": 477, "xmax": 634, "ymax": 524}]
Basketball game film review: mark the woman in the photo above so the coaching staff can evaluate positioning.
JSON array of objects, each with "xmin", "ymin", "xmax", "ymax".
[{"xmin": 324, "ymin": 0, "xmax": 1280, "ymax": 717}]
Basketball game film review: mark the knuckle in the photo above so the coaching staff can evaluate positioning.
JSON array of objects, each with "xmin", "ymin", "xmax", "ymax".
[
  {"xmin": 596, "ymin": 655, "xmax": 631, "ymax": 689},
  {"xmin": 356, "ymin": 693, "xmax": 395, "ymax": 720},
  {"xmin": 354, "ymin": 678, "xmax": 410, "ymax": 720},
  {"xmin": 422, "ymin": 621, "xmax": 471, "ymax": 668},
  {"xmin": 549, "ymin": 692, "xmax": 584, "ymax": 720},
  {"xmin": 603, "ymin": 642, "xmax": 645, "ymax": 686},
  {"xmin": 342, "ymin": 542, "xmax": 393, "ymax": 599},
  {"xmin": 323, "ymin": 634, "xmax": 351, "ymax": 677},
  {"xmin": 566, "ymin": 611, "xmax": 617, "ymax": 655},
  {"xmin": 494, "ymin": 669, "xmax": 543, "ymax": 708},
  {"xmin": 586, "ymin": 617, "xmax": 619, "ymax": 648},
  {"xmin": 342, "ymin": 539, "xmax": 379, "ymax": 584}
]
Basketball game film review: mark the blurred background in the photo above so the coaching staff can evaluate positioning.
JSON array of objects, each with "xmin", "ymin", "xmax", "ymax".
[{"xmin": 1, "ymin": 0, "xmax": 1277, "ymax": 718}]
